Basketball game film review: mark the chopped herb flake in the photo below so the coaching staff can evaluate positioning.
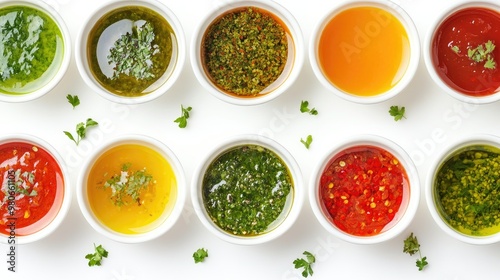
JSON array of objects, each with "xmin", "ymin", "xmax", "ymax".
[
  {"xmin": 103, "ymin": 163, "xmax": 154, "ymax": 207},
  {"xmin": 202, "ymin": 7, "xmax": 289, "ymax": 96},
  {"xmin": 108, "ymin": 22, "xmax": 159, "ymax": 80}
]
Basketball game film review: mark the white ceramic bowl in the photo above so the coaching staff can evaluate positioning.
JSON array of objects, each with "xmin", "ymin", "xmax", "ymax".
[
  {"xmin": 309, "ymin": 134, "xmax": 419, "ymax": 244},
  {"xmin": 309, "ymin": 0, "xmax": 420, "ymax": 104},
  {"xmin": 76, "ymin": 134, "xmax": 186, "ymax": 243},
  {"xmin": 426, "ymin": 134, "xmax": 500, "ymax": 244},
  {"xmin": 191, "ymin": 134, "xmax": 304, "ymax": 245},
  {"xmin": 75, "ymin": 0, "xmax": 185, "ymax": 104},
  {"xmin": 190, "ymin": 0, "xmax": 304, "ymax": 106},
  {"xmin": 0, "ymin": 0, "xmax": 71, "ymax": 102},
  {"xmin": 0, "ymin": 134, "xmax": 71, "ymax": 244},
  {"xmin": 423, "ymin": 0, "xmax": 500, "ymax": 104}
]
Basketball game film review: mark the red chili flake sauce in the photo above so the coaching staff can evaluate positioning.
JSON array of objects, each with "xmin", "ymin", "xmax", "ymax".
[
  {"xmin": 0, "ymin": 142, "xmax": 64, "ymax": 236},
  {"xmin": 432, "ymin": 7, "xmax": 500, "ymax": 96},
  {"xmin": 319, "ymin": 145, "xmax": 410, "ymax": 236}
]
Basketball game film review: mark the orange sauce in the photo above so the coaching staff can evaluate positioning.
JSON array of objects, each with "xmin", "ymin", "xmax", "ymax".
[{"xmin": 318, "ymin": 6, "xmax": 410, "ymax": 96}]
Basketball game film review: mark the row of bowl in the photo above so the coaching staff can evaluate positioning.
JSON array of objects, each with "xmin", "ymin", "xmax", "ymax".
[
  {"xmin": 0, "ymin": 0, "xmax": 498, "ymax": 105},
  {"xmin": 2, "ymin": 132, "xmax": 500, "ymax": 246}
]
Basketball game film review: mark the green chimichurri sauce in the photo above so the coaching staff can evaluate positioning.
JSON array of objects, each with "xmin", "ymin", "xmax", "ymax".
[
  {"xmin": 202, "ymin": 7, "xmax": 291, "ymax": 97},
  {"xmin": 202, "ymin": 145, "xmax": 293, "ymax": 236},
  {"xmin": 0, "ymin": 6, "xmax": 64, "ymax": 95},
  {"xmin": 87, "ymin": 6, "xmax": 177, "ymax": 97},
  {"xmin": 435, "ymin": 145, "xmax": 500, "ymax": 236}
]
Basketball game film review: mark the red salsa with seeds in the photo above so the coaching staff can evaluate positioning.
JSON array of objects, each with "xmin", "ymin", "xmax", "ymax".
[
  {"xmin": 0, "ymin": 142, "xmax": 64, "ymax": 236},
  {"xmin": 432, "ymin": 7, "xmax": 500, "ymax": 96},
  {"xmin": 319, "ymin": 145, "xmax": 410, "ymax": 236}
]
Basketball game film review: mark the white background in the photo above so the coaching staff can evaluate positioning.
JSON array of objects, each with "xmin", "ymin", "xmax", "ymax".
[{"xmin": 1, "ymin": 0, "xmax": 500, "ymax": 279}]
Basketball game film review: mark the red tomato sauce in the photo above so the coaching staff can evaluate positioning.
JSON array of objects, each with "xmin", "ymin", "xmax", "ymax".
[
  {"xmin": 319, "ymin": 146, "xmax": 409, "ymax": 236},
  {"xmin": 432, "ymin": 7, "xmax": 500, "ymax": 96},
  {"xmin": 0, "ymin": 142, "xmax": 64, "ymax": 236}
]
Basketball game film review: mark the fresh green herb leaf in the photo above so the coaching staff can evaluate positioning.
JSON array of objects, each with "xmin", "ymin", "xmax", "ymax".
[
  {"xmin": 63, "ymin": 118, "xmax": 98, "ymax": 146},
  {"xmin": 85, "ymin": 243, "xmax": 108, "ymax": 267},
  {"xmin": 300, "ymin": 135, "xmax": 313, "ymax": 149},
  {"xmin": 300, "ymin": 100, "xmax": 309, "ymax": 113},
  {"xmin": 63, "ymin": 131, "xmax": 76, "ymax": 142},
  {"xmin": 66, "ymin": 94, "xmax": 80, "ymax": 109},
  {"xmin": 485, "ymin": 56, "xmax": 496, "ymax": 69},
  {"xmin": 467, "ymin": 40, "xmax": 496, "ymax": 69},
  {"xmin": 389, "ymin": 106, "xmax": 406, "ymax": 121},
  {"xmin": 416, "ymin": 256, "xmax": 429, "ymax": 271},
  {"xmin": 403, "ymin": 233, "xmax": 428, "ymax": 271},
  {"xmin": 300, "ymin": 100, "xmax": 318, "ymax": 115},
  {"xmin": 293, "ymin": 251, "xmax": 315, "ymax": 278},
  {"xmin": 193, "ymin": 248, "xmax": 208, "ymax": 263},
  {"xmin": 403, "ymin": 232, "xmax": 419, "ymax": 256},
  {"xmin": 103, "ymin": 163, "xmax": 153, "ymax": 207},
  {"xmin": 107, "ymin": 22, "xmax": 159, "ymax": 80},
  {"xmin": 485, "ymin": 40, "xmax": 496, "ymax": 53},
  {"xmin": 450, "ymin": 45, "xmax": 460, "ymax": 54},
  {"xmin": 468, "ymin": 48, "xmax": 476, "ymax": 60},
  {"xmin": 86, "ymin": 118, "xmax": 98, "ymax": 127},
  {"xmin": 174, "ymin": 105, "xmax": 192, "ymax": 128}
]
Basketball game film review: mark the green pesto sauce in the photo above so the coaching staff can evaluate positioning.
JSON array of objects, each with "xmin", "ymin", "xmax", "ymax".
[
  {"xmin": 0, "ymin": 6, "xmax": 63, "ymax": 95},
  {"xmin": 202, "ymin": 145, "xmax": 293, "ymax": 236},
  {"xmin": 87, "ymin": 6, "xmax": 176, "ymax": 97},
  {"xmin": 202, "ymin": 7, "xmax": 290, "ymax": 97},
  {"xmin": 435, "ymin": 145, "xmax": 500, "ymax": 236}
]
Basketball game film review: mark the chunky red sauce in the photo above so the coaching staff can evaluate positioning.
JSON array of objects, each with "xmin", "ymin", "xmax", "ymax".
[
  {"xmin": 0, "ymin": 142, "xmax": 64, "ymax": 236},
  {"xmin": 319, "ymin": 146, "xmax": 409, "ymax": 236},
  {"xmin": 432, "ymin": 7, "xmax": 500, "ymax": 96}
]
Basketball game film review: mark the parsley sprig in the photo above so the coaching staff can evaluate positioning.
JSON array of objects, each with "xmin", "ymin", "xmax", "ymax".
[
  {"xmin": 389, "ymin": 106, "xmax": 406, "ymax": 121},
  {"xmin": 450, "ymin": 40, "xmax": 496, "ymax": 69},
  {"xmin": 403, "ymin": 232, "xmax": 428, "ymax": 271},
  {"xmin": 66, "ymin": 94, "xmax": 80, "ymax": 109},
  {"xmin": 300, "ymin": 100, "xmax": 318, "ymax": 115},
  {"xmin": 293, "ymin": 251, "xmax": 315, "ymax": 278},
  {"xmin": 103, "ymin": 163, "xmax": 153, "ymax": 207},
  {"xmin": 174, "ymin": 105, "xmax": 192, "ymax": 128},
  {"xmin": 85, "ymin": 243, "xmax": 108, "ymax": 267},
  {"xmin": 193, "ymin": 248, "xmax": 208, "ymax": 263},
  {"xmin": 63, "ymin": 118, "xmax": 98, "ymax": 146},
  {"xmin": 300, "ymin": 135, "xmax": 313, "ymax": 149}
]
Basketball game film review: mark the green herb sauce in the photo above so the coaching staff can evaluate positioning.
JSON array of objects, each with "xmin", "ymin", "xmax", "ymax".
[
  {"xmin": 0, "ymin": 6, "xmax": 64, "ymax": 95},
  {"xmin": 435, "ymin": 145, "xmax": 500, "ymax": 236},
  {"xmin": 202, "ymin": 145, "xmax": 293, "ymax": 236},
  {"xmin": 87, "ymin": 6, "xmax": 176, "ymax": 97},
  {"xmin": 202, "ymin": 7, "xmax": 292, "ymax": 97}
]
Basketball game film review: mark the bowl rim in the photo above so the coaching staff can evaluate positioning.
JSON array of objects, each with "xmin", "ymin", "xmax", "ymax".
[
  {"xmin": 0, "ymin": 0, "xmax": 71, "ymax": 103},
  {"xmin": 74, "ymin": 0, "xmax": 186, "ymax": 105},
  {"xmin": 191, "ymin": 134, "xmax": 304, "ymax": 245},
  {"xmin": 189, "ymin": 0, "xmax": 304, "ymax": 106},
  {"xmin": 425, "ymin": 133, "xmax": 500, "ymax": 245},
  {"xmin": 0, "ymin": 133, "xmax": 71, "ymax": 245},
  {"xmin": 308, "ymin": 0, "xmax": 421, "ymax": 105},
  {"xmin": 308, "ymin": 134, "xmax": 420, "ymax": 244},
  {"xmin": 76, "ymin": 134, "xmax": 186, "ymax": 243},
  {"xmin": 422, "ymin": 0, "xmax": 500, "ymax": 105}
]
